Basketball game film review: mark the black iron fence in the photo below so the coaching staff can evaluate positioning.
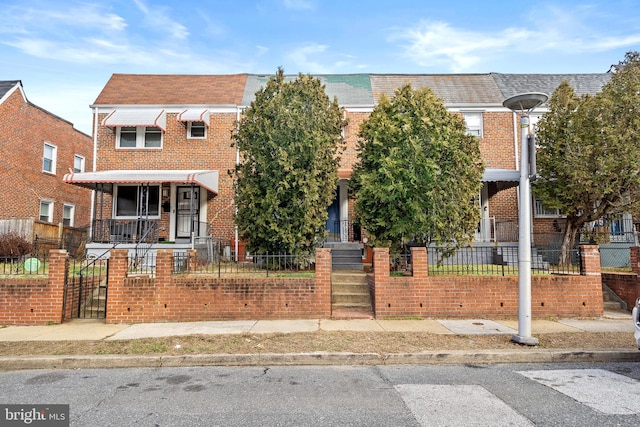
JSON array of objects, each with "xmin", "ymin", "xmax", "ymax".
[
  {"xmin": 0, "ymin": 252, "xmax": 49, "ymax": 275},
  {"xmin": 174, "ymin": 251, "xmax": 316, "ymax": 277},
  {"xmin": 389, "ymin": 246, "xmax": 582, "ymax": 276}
]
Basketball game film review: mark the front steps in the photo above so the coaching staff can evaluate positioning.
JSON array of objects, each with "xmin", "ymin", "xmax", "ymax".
[
  {"xmin": 602, "ymin": 284, "xmax": 627, "ymax": 311},
  {"xmin": 331, "ymin": 271, "xmax": 373, "ymax": 319},
  {"xmin": 324, "ymin": 242, "xmax": 363, "ymax": 270}
]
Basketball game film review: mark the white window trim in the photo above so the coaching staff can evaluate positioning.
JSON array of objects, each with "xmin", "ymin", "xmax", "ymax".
[
  {"xmin": 113, "ymin": 184, "xmax": 162, "ymax": 219},
  {"xmin": 187, "ymin": 121, "xmax": 207, "ymax": 139},
  {"xmin": 39, "ymin": 200, "xmax": 54, "ymax": 222},
  {"xmin": 534, "ymin": 198, "xmax": 563, "ymax": 218},
  {"xmin": 43, "ymin": 142, "xmax": 57, "ymax": 174},
  {"xmin": 63, "ymin": 203, "xmax": 75, "ymax": 226},
  {"xmin": 73, "ymin": 154, "xmax": 85, "ymax": 173},
  {"xmin": 462, "ymin": 112, "xmax": 483, "ymax": 137},
  {"xmin": 116, "ymin": 126, "xmax": 163, "ymax": 149}
]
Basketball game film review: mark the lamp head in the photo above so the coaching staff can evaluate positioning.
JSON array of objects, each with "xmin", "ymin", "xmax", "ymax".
[{"xmin": 503, "ymin": 92, "xmax": 548, "ymax": 114}]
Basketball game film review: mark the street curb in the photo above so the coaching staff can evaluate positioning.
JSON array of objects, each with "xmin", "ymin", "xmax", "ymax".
[{"xmin": 1, "ymin": 349, "xmax": 639, "ymax": 370}]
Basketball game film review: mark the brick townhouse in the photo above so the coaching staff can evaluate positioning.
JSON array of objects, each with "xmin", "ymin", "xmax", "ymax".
[
  {"xmin": 0, "ymin": 80, "xmax": 93, "ymax": 228},
  {"xmin": 64, "ymin": 72, "xmax": 616, "ymax": 264}
]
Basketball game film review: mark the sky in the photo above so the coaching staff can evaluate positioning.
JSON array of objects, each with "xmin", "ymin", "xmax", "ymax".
[{"xmin": 1, "ymin": 0, "xmax": 640, "ymax": 135}]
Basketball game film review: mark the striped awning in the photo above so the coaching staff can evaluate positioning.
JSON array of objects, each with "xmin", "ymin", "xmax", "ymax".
[
  {"xmin": 177, "ymin": 109, "xmax": 210, "ymax": 126},
  {"xmin": 102, "ymin": 109, "xmax": 167, "ymax": 131},
  {"xmin": 63, "ymin": 170, "xmax": 218, "ymax": 194}
]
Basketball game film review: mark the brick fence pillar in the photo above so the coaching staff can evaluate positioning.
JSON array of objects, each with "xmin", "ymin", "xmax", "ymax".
[
  {"xmin": 314, "ymin": 248, "xmax": 332, "ymax": 316},
  {"xmin": 47, "ymin": 249, "xmax": 68, "ymax": 324},
  {"xmin": 631, "ymin": 247, "xmax": 640, "ymax": 276},
  {"xmin": 105, "ymin": 249, "xmax": 129, "ymax": 323},
  {"xmin": 411, "ymin": 246, "xmax": 428, "ymax": 278},
  {"xmin": 579, "ymin": 245, "xmax": 601, "ymax": 276},
  {"xmin": 187, "ymin": 249, "xmax": 198, "ymax": 272}
]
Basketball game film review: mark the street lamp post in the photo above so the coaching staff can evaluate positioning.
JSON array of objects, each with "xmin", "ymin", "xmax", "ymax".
[{"xmin": 503, "ymin": 92, "xmax": 548, "ymax": 346}]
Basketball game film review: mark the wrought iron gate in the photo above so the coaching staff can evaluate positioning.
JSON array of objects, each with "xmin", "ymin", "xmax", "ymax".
[{"xmin": 63, "ymin": 257, "xmax": 109, "ymax": 320}]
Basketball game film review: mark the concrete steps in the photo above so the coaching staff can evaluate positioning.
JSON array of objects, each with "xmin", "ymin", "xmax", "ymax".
[
  {"xmin": 331, "ymin": 271, "xmax": 372, "ymax": 318},
  {"xmin": 324, "ymin": 242, "xmax": 363, "ymax": 271},
  {"xmin": 603, "ymin": 284, "xmax": 627, "ymax": 311}
]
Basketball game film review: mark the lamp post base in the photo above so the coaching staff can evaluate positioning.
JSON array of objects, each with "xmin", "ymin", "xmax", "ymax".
[{"xmin": 511, "ymin": 334, "xmax": 539, "ymax": 346}]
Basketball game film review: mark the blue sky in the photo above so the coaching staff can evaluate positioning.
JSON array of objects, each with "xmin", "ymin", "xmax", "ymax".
[{"xmin": 1, "ymin": 0, "xmax": 639, "ymax": 134}]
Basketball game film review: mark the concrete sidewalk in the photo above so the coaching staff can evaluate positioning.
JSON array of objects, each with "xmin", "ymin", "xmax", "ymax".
[
  {"xmin": 0, "ymin": 311, "xmax": 638, "ymax": 369},
  {"xmin": 0, "ymin": 310, "xmax": 633, "ymax": 342}
]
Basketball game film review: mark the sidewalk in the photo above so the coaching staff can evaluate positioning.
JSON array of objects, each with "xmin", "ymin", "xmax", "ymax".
[
  {"xmin": 0, "ymin": 310, "xmax": 634, "ymax": 342},
  {"xmin": 0, "ymin": 311, "xmax": 637, "ymax": 369}
]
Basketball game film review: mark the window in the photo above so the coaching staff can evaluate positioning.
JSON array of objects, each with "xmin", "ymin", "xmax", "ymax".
[
  {"xmin": 188, "ymin": 121, "xmax": 206, "ymax": 138},
  {"xmin": 463, "ymin": 112, "xmax": 483, "ymax": 137},
  {"xmin": 39, "ymin": 200, "xmax": 53, "ymax": 222},
  {"xmin": 73, "ymin": 155, "xmax": 85, "ymax": 173},
  {"xmin": 534, "ymin": 199, "xmax": 562, "ymax": 217},
  {"xmin": 115, "ymin": 185, "xmax": 160, "ymax": 218},
  {"xmin": 43, "ymin": 143, "xmax": 57, "ymax": 173},
  {"xmin": 117, "ymin": 126, "xmax": 163, "ymax": 148},
  {"xmin": 63, "ymin": 204, "xmax": 74, "ymax": 226}
]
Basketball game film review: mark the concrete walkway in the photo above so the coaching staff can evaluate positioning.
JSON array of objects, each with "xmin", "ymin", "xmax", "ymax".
[{"xmin": 0, "ymin": 311, "xmax": 633, "ymax": 342}]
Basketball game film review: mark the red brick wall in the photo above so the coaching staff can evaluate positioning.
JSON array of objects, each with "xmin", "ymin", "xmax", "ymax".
[
  {"xmin": 0, "ymin": 87, "xmax": 93, "ymax": 226},
  {"xmin": 371, "ymin": 246, "xmax": 604, "ymax": 318},
  {"xmin": 0, "ymin": 250, "xmax": 67, "ymax": 325},
  {"xmin": 602, "ymin": 273, "xmax": 638, "ymax": 310},
  {"xmin": 105, "ymin": 248, "xmax": 332, "ymax": 323}
]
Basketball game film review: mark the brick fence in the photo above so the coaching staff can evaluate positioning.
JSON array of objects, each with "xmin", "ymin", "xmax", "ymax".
[
  {"xmin": 105, "ymin": 248, "xmax": 332, "ymax": 323},
  {"xmin": 370, "ymin": 246, "xmax": 604, "ymax": 319},
  {"xmin": 602, "ymin": 246, "xmax": 640, "ymax": 310}
]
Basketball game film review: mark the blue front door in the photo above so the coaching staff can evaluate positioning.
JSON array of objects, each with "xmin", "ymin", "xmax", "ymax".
[{"xmin": 326, "ymin": 186, "xmax": 340, "ymax": 239}]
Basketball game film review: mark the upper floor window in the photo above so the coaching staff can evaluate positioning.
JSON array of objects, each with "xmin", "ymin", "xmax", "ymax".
[
  {"xmin": 73, "ymin": 155, "xmax": 85, "ymax": 173},
  {"xmin": 188, "ymin": 121, "xmax": 206, "ymax": 138},
  {"xmin": 39, "ymin": 200, "xmax": 53, "ymax": 222},
  {"xmin": 63, "ymin": 204, "xmax": 74, "ymax": 226},
  {"xmin": 43, "ymin": 143, "xmax": 57, "ymax": 174},
  {"xmin": 463, "ymin": 112, "xmax": 483, "ymax": 137},
  {"xmin": 117, "ymin": 126, "xmax": 162, "ymax": 149}
]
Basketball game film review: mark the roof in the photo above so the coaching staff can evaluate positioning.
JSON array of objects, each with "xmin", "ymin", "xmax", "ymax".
[
  {"xmin": 370, "ymin": 74, "xmax": 505, "ymax": 105},
  {"xmin": 63, "ymin": 170, "xmax": 219, "ymax": 194},
  {"xmin": 491, "ymin": 73, "xmax": 611, "ymax": 101},
  {"xmin": 93, "ymin": 74, "xmax": 248, "ymax": 106},
  {"xmin": 0, "ymin": 80, "xmax": 20, "ymax": 100},
  {"xmin": 92, "ymin": 73, "xmax": 613, "ymax": 109},
  {"xmin": 242, "ymin": 74, "xmax": 375, "ymax": 106}
]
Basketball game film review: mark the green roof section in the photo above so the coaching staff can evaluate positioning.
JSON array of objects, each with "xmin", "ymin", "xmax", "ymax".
[{"xmin": 242, "ymin": 74, "xmax": 375, "ymax": 107}]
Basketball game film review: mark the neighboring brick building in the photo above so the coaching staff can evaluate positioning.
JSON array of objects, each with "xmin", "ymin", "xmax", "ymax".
[
  {"xmin": 64, "ymin": 72, "xmax": 615, "ymax": 260},
  {"xmin": 0, "ymin": 80, "xmax": 93, "ymax": 228}
]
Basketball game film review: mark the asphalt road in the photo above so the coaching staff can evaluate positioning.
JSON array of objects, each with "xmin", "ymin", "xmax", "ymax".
[{"xmin": 1, "ymin": 363, "xmax": 640, "ymax": 426}]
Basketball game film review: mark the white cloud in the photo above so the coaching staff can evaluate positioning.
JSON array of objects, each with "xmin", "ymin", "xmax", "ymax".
[{"xmin": 392, "ymin": 5, "xmax": 640, "ymax": 72}]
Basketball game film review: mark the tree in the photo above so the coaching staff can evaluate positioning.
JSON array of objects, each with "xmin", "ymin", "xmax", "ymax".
[
  {"xmin": 534, "ymin": 52, "xmax": 640, "ymax": 265},
  {"xmin": 350, "ymin": 84, "xmax": 484, "ymax": 254},
  {"xmin": 232, "ymin": 69, "xmax": 344, "ymax": 255}
]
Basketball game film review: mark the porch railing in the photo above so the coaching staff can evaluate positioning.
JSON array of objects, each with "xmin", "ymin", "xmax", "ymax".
[
  {"xmin": 325, "ymin": 220, "xmax": 361, "ymax": 243},
  {"xmin": 91, "ymin": 219, "xmax": 159, "ymax": 244}
]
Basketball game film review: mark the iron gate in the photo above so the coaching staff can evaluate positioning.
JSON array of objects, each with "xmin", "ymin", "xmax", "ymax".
[{"xmin": 63, "ymin": 257, "xmax": 109, "ymax": 320}]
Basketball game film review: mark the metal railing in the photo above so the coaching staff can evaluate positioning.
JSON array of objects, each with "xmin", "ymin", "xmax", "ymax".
[
  {"xmin": 325, "ymin": 220, "xmax": 361, "ymax": 243},
  {"xmin": 384, "ymin": 246, "xmax": 583, "ymax": 276},
  {"xmin": 174, "ymin": 251, "xmax": 316, "ymax": 277},
  {"xmin": 0, "ymin": 252, "xmax": 49, "ymax": 275},
  {"xmin": 91, "ymin": 219, "xmax": 159, "ymax": 244}
]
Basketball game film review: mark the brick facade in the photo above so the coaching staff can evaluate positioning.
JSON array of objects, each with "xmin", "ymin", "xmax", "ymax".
[{"xmin": 0, "ymin": 84, "xmax": 93, "ymax": 226}]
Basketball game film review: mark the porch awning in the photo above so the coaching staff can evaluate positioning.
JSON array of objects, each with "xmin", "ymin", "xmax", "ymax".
[
  {"xmin": 177, "ymin": 109, "xmax": 210, "ymax": 126},
  {"xmin": 63, "ymin": 170, "xmax": 219, "ymax": 194},
  {"xmin": 482, "ymin": 168, "xmax": 520, "ymax": 190},
  {"xmin": 102, "ymin": 109, "xmax": 167, "ymax": 131}
]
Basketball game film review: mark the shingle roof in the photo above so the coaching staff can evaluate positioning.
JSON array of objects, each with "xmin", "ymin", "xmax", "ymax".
[
  {"xmin": 491, "ymin": 73, "xmax": 611, "ymax": 101},
  {"xmin": 370, "ymin": 74, "xmax": 505, "ymax": 105},
  {"xmin": 0, "ymin": 80, "xmax": 20, "ymax": 100},
  {"xmin": 242, "ymin": 74, "xmax": 375, "ymax": 106},
  {"xmin": 92, "ymin": 74, "xmax": 248, "ymax": 106}
]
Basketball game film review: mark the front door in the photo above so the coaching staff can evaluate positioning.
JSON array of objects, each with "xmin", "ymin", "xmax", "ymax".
[
  {"xmin": 326, "ymin": 186, "xmax": 340, "ymax": 241},
  {"xmin": 176, "ymin": 186, "xmax": 200, "ymax": 239}
]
